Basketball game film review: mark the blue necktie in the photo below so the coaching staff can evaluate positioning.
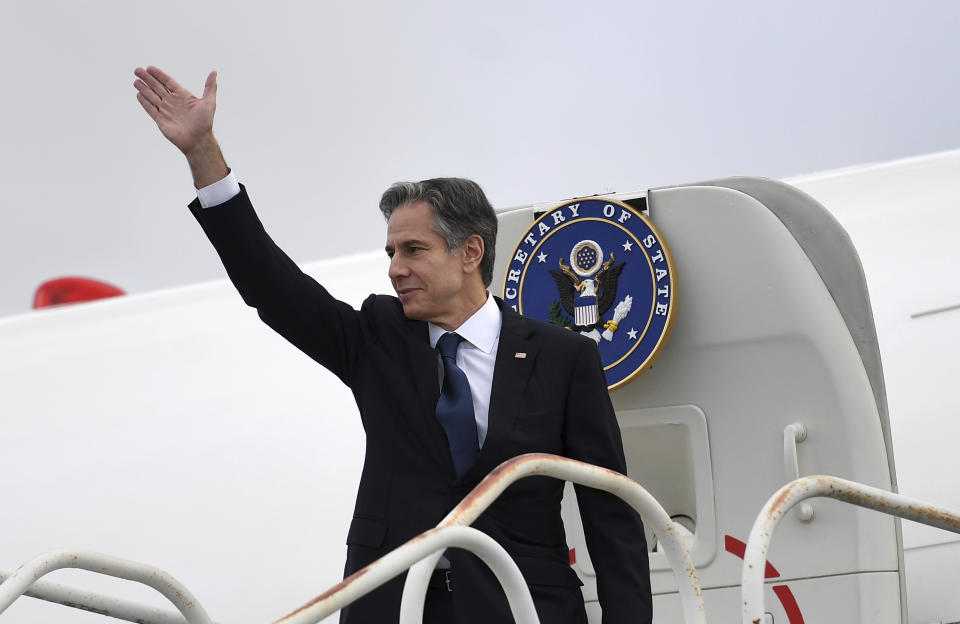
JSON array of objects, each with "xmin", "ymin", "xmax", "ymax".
[{"xmin": 436, "ymin": 332, "xmax": 479, "ymax": 478}]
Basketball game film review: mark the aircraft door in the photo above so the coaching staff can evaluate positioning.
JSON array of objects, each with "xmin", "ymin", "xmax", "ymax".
[{"xmin": 495, "ymin": 178, "xmax": 902, "ymax": 623}]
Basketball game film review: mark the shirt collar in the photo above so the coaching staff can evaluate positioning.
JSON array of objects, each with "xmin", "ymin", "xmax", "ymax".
[{"xmin": 428, "ymin": 293, "xmax": 501, "ymax": 353}]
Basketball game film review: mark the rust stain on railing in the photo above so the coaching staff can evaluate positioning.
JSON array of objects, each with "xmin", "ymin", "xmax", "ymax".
[
  {"xmin": 742, "ymin": 474, "xmax": 960, "ymax": 624},
  {"xmin": 438, "ymin": 453, "xmax": 631, "ymax": 528},
  {"xmin": 274, "ymin": 567, "xmax": 370, "ymax": 623},
  {"xmin": 276, "ymin": 453, "xmax": 705, "ymax": 624}
]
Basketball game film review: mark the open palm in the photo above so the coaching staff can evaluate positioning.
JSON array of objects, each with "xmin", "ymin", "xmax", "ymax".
[{"xmin": 134, "ymin": 66, "xmax": 217, "ymax": 155}]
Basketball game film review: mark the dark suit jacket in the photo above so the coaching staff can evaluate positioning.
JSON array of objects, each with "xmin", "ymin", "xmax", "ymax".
[{"xmin": 190, "ymin": 187, "xmax": 652, "ymax": 623}]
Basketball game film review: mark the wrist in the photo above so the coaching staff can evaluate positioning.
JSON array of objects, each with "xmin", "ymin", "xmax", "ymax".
[{"xmin": 184, "ymin": 134, "xmax": 229, "ymax": 188}]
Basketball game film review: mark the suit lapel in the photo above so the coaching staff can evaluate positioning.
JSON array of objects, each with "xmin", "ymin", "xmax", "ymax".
[
  {"xmin": 462, "ymin": 302, "xmax": 538, "ymax": 481},
  {"xmin": 404, "ymin": 319, "xmax": 439, "ymax": 409},
  {"xmin": 403, "ymin": 319, "xmax": 454, "ymax": 472}
]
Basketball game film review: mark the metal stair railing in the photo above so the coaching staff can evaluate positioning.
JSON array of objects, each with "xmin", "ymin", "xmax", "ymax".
[
  {"xmin": 0, "ymin": 549, "xmax": 213, "ymax": 624},
  {"xmin": 741, "ymin": 475, "xmax": 960, "ymax": 624},
  {"xmin": 276, "ymin": 524, "xmax": 538, "ymax": 624},
  {"xmin": 1, "ymin": 453, "xmax": 705, "ymax": 624},
  {"xmin": 0, "ymin": 529, "xmax": 529, "ymax": 624},
  {"xmin": 277, "ymin": 452, "xmax": 706, "ymax": 624}
]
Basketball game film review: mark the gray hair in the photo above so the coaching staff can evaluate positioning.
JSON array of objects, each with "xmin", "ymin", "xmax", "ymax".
[{"xmin": 379, "ymin": 178, "xmax": 498, "ymax": 287}]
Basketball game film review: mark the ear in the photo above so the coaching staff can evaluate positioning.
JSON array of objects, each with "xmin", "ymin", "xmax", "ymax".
[{"xmin": 460, "ymin": 234, "xmax": 485, "ymax": 274}]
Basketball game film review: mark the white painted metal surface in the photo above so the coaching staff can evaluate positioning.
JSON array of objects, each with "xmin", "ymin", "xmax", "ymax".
[
  {"xmin": 498, "ymin": 174, "xmax": 900, "ymax": 622},
  {"xmin": 0, "ymin": 571, "xmax": 192, "ymax": 624},
  {"xmin": 0, "ymin": 263, "xmax": 382, "ymax": 624},
  {"xmin": 741, "ymin": 476, "xmax": 960, "ymax": 624},
  {"xmin": 0, "ymin": 550, "xmax": 212, "ymax": 624},
  {"xmin": 275, "ymin": 525, "xmax": 538, "ymax": 624},
  {"xmin": 280, "ymin": 453, "xmax": 704, "ymax": 624},
  {"xmin": 402, "ymin": 454, "xmax": 706, "ymax": 624},
  {"xmin": 782, "ymin": 424, "xmax": 814, "ymax": 523},
  {"xmin": 0, "ymin": 454, "xmax": 703, "ymax": 624},
  {"xmin": 789, "ymin": 153, "xmax": 960, "ymax": 622}
]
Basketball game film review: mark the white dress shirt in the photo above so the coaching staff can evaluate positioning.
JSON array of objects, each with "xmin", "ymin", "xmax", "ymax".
[
  {"xmin": 428, "ymin": 293, "xmax": 502, "ymax": 448},
  {"xmin": 196, "ymin": 171, "xmax": 241, "ymax": 208}
]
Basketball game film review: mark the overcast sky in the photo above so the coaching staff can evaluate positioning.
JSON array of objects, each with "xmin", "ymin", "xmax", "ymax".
[{"xmin": 3, "ymin": 0, "xmax": 959, "ymax": 317}]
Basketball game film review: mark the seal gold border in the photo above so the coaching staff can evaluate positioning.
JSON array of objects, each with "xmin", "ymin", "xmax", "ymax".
[{"xmin": 501, "ymin": 197, "xmax": 678, "ymax": 391}]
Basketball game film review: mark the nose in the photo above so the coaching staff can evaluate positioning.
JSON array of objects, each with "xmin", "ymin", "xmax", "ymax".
[{"xmin": 388, "ymin": 253, "xmax": 408, "ymax": 281}]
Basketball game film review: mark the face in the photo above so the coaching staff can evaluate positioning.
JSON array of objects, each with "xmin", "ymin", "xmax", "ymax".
[{"xmin": 385, "ymin": 201, "xmax": 474, "ymax": 327}]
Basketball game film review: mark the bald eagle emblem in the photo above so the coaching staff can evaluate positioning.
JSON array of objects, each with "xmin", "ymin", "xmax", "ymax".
[
  {"xmin": 502, "ymin": 197, "xmax": 676, "ymax": 390},
  {"xmin": 550, "ymin": 240, "xmax": 632, "ymax": 343}
]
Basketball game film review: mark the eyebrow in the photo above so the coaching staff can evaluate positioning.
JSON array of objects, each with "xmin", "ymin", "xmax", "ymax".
[{"xmin": 385, "ymin": 238, "xmax": 431, "ymax": 253}]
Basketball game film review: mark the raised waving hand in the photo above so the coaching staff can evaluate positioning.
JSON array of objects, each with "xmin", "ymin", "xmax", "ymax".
[{"xmin": 134, "ymin": 66, "xmax": 228, "ymax": 187}]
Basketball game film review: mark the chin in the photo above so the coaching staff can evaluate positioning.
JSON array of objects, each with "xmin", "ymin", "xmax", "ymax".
[{"xmin": 399, "ymin": 301, "xmax": 428, "ymax": 322}]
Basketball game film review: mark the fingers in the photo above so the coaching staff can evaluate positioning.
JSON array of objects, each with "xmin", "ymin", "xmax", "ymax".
[
  {"xmin": 134, "ymin": 67, "xmax": 171, "ymax": 120},
  {"xmin": 132, "ymin": 66, "xmax": 220, "ymax": 156},
  {"xmin": 133, "ymin": 66, "xmax": 190, "ymax": 105},
  {"xmin": 133, "ymin": 77, "xmax": 162, "ymax": 109},
  {"xmin": 135, "ymin": 92, "xmax": 159, "ymax": 120},
  {"xmin": 145, "ymin": 65, "xmax": 186, "ymax": 95},
  {"xmin": 133, "ymin": 66, "xmax": 217, "ymax": 105},
  {"xmin": 134, "ymin": 66, "xmax": 166, "ymax": 98}
]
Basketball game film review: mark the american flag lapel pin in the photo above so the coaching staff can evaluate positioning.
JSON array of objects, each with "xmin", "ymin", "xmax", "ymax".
[{"xmin": 515, "ymin": 352, "xmax": 527, "ymax": 359}]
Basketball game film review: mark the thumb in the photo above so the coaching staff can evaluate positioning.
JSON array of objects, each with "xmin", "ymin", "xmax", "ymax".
[{"xmin": 203, "ymin": 70, "xmax": 218, "ymax": 101}]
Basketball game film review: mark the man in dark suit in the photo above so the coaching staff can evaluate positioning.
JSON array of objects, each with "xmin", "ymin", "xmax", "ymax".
[{"xmin": 134, "ymin": 66, "xmax": 652, "ymax": 623}]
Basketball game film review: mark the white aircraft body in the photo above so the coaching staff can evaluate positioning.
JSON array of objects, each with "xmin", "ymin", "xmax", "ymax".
[{"xmin": 1, "ymin": 149, "xmax": 958, "ymax": 623}]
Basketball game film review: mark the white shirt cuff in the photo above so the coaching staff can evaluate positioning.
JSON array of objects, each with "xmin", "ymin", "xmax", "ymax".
[{"xmin": 196, "ymin": 171, "xmax": 241, "ymax": 208}]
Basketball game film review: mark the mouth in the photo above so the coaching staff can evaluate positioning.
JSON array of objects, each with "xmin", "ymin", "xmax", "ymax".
[{"xmin": 396, "ymin": 287, "xmax": 422, "ymax": 303}]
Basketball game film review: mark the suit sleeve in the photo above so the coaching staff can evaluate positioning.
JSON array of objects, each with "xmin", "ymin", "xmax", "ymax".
[
  {"xmin": 562, "ymin": 339, "xmax": 653, "ymax": 623},
  {"xmin": 188, "ymin": 186, "xmax": 369, "ymax": 385}
]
